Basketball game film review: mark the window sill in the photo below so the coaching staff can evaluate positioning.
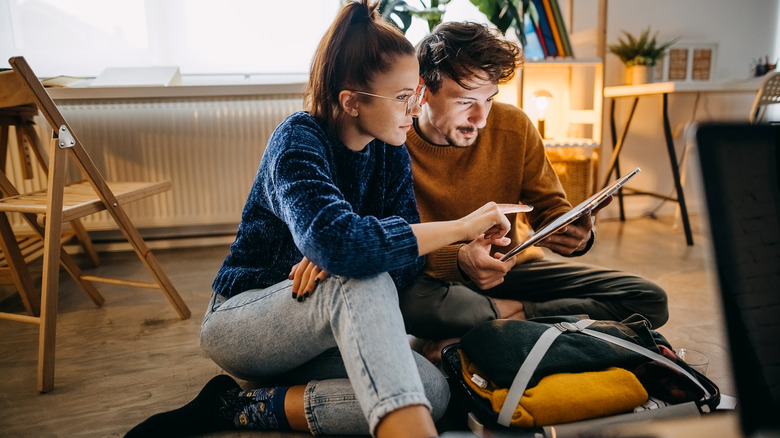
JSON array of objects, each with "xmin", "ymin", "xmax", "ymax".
[{"xmin": 47, "ymin": 74, "xmax": 308, "ymax": 100}]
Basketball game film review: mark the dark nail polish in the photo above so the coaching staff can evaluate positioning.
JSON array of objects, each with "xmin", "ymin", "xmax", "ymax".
[
  {"xmin": 292, "ymin": 293, "xmax": 297, "ymax": 299},
  {"xmin": 297, "ymin": 296, "xmax": 303, "ymax": 302},
  {"xmin": 304, "ymin": 291, "xmax": 310, "ymax": 298},
  {"xmin": 315, "ymin": 278, "xmax": 321, "ymax": 284}
]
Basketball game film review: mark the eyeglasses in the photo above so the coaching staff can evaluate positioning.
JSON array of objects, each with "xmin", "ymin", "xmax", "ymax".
[{"xmin": 353, "ymin": 82, "xmax": 425, "ymax": 116}]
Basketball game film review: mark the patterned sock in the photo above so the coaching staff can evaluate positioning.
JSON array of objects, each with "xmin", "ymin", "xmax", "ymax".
[
  {"xmin": 224, "ymin": 386, "xmax": 291, "ymax": 430},
  {"xmin": 125, "ymin": 374, "xmax": 241, "ymax": 438}
]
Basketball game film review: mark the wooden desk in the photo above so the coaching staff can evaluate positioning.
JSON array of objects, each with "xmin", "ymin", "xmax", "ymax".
[{"xmin": 603, "ymin": 80, "xmax": 761, "ymax": 245}]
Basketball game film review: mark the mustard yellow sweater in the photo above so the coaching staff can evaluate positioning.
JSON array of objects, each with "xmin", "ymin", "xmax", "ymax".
[
  {"xmin": 460, "ymin": 350, "xmax": 648, "ymax": 427},
  {"xmin": 406, "ymin": 102, "xmax": 571, "ymax": 282}
]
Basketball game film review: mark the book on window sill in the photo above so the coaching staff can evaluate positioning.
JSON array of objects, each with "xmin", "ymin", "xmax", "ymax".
[{"xmin": 40, "ymin": 75, "xmax": 91, "ymax": 88}]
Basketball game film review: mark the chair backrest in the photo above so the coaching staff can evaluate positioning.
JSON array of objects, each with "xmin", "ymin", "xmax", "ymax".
[
  {"xmin": 0, "ymin": 66, "xmax": 37, "ymax": 110},
  {"xmin": 2, "ymin": 57, "xmax": 116, "ymax": 202},
  {"xmin": 3, "ymin": 57, "xmax": 69, "ymax": 133},
  {"xmin": 749, "ymin": 71, "xmax": 780, "ymax": 124},
  {"xmin": 0, "ymin": 62, "xmax": 57, "ymax": 190}
]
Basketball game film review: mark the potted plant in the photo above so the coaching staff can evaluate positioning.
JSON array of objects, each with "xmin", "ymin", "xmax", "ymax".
[
  {"xmin": 379, "ymin": 0, "xmax": 452, "ymax": 34},
  {"xmin": 380, "ymin": 0, "xmax": 530, "ymax": 46},
  {"xmin": 608, "ymin": 27, "xmax": 678, "ymax": 85}
]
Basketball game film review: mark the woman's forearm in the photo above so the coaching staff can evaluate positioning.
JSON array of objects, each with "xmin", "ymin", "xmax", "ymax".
[
  {"xmin": 411, "ymin": 221, "xmax": 465, "ymax": 256},
  {"xmin": 411, "ymin": 202, "xmax": 531, "ymax": 256}
]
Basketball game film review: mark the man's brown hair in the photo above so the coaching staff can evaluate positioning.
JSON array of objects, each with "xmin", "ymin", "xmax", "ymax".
[{"xmin": 417, "ymin": 22, "xmax": 522, "ymax": 94}]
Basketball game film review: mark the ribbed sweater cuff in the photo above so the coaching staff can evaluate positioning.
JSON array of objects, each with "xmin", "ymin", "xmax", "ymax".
[
  {"xmin": 424, "ymin": 243, "xmax": 468, "ymax": 283},
  {"xmin": 567, "ymin": 230, "xmax": 596, "ymax": 257}
]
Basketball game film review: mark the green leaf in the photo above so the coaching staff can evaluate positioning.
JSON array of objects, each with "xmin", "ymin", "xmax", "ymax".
[
  {"xmin": 469, "ymin": 0, "xmax": 529, "ymax": 46},
  {"xmin": 608, "ymin": 27, "xmax": 679, "ymax": 66},
  {"xmin": 379, "ymin": 0, "xmax": 414, "ymax": 34}
]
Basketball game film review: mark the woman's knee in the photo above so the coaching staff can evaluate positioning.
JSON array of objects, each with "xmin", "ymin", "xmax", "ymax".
[{"xmin": 334, "ymin": 272, "xmax": 398, "ymax": 302}]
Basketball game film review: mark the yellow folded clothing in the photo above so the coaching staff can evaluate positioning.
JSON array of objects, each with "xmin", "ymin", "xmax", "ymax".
[{"xmin": 460, "ymin": 350, "xmax": 648, "ymax": 427}]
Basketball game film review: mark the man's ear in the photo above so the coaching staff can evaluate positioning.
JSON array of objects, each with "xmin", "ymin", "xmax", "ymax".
[
  {"xmin": 339, "ymin": 90, "xmax": 360, "ymax": 117},
  {"xmin": 419, "ymin": 78, "xmax": 429, "ymax": 105}
]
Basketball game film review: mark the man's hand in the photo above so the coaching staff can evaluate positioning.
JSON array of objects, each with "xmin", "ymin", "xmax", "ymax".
[
  {"xmin": 457, "ymin": 235, "xmax": 516, "ymax": 290},
  {"xmin": 537, "ymin": 195, "xmax": 612, "ymax": 255},
  {"xmin": 289, "ymin": 256, "xmax": 329, "ymax": 302}
]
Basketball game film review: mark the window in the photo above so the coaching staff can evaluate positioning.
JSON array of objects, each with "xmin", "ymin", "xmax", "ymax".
[{"xmin": 0, "ymin": 0, "xmax": 341, "ymax": 78}]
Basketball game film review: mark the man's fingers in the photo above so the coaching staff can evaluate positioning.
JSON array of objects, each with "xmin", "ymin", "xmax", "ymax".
[{"xmin": 592, "ymin": 195, "xmax": 613, "ymax": 215}]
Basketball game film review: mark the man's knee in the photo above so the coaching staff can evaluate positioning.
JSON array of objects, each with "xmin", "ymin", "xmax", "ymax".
[
  {"xmin": 642, "ymin": 281, "xmax": 669, "ymax": 328},
  {"xmin": 399, "ymin": 277, "xmax": 497, "ymax": 339}
]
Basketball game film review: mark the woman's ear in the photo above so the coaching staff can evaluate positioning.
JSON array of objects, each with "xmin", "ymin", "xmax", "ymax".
[{"xmin": 339, "ymin": 90, "xmax": 360, "ymax": 117}]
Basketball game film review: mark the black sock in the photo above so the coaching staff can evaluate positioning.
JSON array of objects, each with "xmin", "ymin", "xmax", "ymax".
[{"xmin": 125, "ymin": 374, "xmax": 241, "ymax": 438}]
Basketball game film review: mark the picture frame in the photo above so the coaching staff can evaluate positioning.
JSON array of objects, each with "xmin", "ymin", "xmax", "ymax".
[{"xmin": 653, "ymin": 42, "xmax": 717, "ymax": 82}]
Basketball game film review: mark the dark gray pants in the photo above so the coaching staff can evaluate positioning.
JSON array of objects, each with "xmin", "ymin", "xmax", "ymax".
[{"xmin": 399, "ymin": 259, "xmax": 669, "ymax": 340}]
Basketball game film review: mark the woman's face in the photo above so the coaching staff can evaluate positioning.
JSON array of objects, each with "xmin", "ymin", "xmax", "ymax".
[{"xmin": 353, "ymin": 53, "xmax": 421, "ymax": 147}]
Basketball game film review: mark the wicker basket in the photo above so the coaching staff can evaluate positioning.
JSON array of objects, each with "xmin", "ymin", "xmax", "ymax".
[{"xmin": 545, "ymin": 145, "xmax": 597, "ymax": 206}]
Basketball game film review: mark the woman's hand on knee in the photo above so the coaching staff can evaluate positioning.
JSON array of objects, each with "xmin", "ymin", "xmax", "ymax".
[{"xmin": 289, "ymin": 256, "xmax": 329, "ymax": 302}]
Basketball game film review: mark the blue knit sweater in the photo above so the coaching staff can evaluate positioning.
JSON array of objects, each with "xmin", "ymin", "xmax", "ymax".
[{"xmin": 212, "ymin": 112, "xmax": 425, "ymax": 299}]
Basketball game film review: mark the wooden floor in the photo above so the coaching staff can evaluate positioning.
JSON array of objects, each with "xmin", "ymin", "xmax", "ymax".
[{"xmin": 0, "ymin": 214, "xmax": 733, "ymax": 438}]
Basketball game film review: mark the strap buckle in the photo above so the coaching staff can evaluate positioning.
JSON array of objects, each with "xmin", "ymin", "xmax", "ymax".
[{"xmin": 555, "ymin": 321, "xmax": 583, "ymax": 332}]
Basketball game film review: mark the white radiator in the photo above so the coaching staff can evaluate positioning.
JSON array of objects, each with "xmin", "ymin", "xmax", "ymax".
[{"xmin": 5, "ymin": 94, "xmax": 303, "ymax": 238}]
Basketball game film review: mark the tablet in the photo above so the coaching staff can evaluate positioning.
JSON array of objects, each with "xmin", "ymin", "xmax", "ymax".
[{"xmin": 500, "ymin": 167, "xmax": 641, "ymax": 261}]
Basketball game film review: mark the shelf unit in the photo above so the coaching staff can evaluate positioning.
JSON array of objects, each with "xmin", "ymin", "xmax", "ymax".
[
  {"xmin": 517, "ymin": 58, "xmax": 603, "ymax": 144},
  {"xmin": 513, "ymin": 58, "xmax": 604, "ymax": 204}
]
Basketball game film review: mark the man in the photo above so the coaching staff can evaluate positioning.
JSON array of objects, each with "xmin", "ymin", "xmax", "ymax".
[{"xmin": 401, "ymin": 22, "xmax": 668, "ymax": 359}]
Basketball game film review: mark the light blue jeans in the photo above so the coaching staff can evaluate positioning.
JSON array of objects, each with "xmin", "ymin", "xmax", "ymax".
[{"xmin": 200, "ymin": 272, "xmax": 449, "ymax": 436}]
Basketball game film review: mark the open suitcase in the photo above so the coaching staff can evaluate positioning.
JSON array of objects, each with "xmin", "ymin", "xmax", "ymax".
[{"xmin": 440, "ymin": 315, "xmax": 721, "ymax": 437}]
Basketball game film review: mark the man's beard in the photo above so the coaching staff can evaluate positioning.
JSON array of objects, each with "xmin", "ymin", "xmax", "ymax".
[{"xmin": 445, "ymin": 126, "xmax": 480, "ymax": 148}]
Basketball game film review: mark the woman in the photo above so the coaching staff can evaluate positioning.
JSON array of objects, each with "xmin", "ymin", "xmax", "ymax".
[{"xmin": 126, "ymin": 1, "xmax": 522, "ymax": 437}]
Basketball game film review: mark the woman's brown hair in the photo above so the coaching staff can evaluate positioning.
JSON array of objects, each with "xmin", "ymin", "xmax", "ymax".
[{"xmin": 304, "ymin": 0, "xmax": 415, "ymax": 128}]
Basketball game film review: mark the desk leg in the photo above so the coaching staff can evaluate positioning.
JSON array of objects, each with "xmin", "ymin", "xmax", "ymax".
[
  {"xmin": 661, "ymin": 93, "xmax": 694, "ymax": 246},
  {"xmin": 603, "ymin": 97, "xmax": 639, "ymax": 221}
]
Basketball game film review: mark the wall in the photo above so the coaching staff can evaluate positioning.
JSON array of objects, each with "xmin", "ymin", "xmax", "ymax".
[
  {"xmin": 444, "ymin": 0, "xmax": 779, "ymax": 219},
  {"xmin": 573, "ymin": 0, "xmax": 779, "ymax": 219},
  {"xmin": 4, "ymin": 87, "xmax": 303, "ymax": 243}
]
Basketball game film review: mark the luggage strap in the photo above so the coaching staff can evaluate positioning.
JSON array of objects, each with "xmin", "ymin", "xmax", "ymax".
[{"xmin": 496, "ymin": 319, "xmax": 711, "ymax": 427}]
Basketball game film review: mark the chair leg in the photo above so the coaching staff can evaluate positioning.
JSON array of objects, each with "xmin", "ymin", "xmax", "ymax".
[
  {"xmin": 38, "ymin": 233, "xmax": 60, "ymax": 393},
  {"xmin": 18, "ymin": 212, "xmax": 105, "ymax": 307},
  {"xmin": 68, "ymin": 219, "xmax": 100, "ymax": 268},
  {"xmin": 37, "ymin": 138, "xmax": 68, "ymax": 393},
  {"xmin": 139, "ymin": 249, "xmax": 191, "ymax": 320},
  {"xmin": 114, "ymin": 216, "xmax": 191, "ymax": 320},
  {"xmin": 0, "ymin": 213, "xmax": 40, "ymax": 316}
]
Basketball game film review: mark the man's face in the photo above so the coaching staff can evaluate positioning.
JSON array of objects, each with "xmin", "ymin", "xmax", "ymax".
[{"xmin": 418, "ymin": 75, "xmax": 498, "ymax": 148}]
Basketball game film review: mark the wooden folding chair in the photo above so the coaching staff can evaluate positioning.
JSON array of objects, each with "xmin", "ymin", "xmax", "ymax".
[
  {"xmin": 0, "ymin": 104, "xmax": 101, "ymax": 311},
  {"xmin": 0, "ymin": 56, "xmax": 190, "ymax": 393}
]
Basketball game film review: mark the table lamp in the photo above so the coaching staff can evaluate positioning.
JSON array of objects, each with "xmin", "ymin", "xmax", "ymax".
[{"xmin": 533, "ymin": 89, "xmax": 552, "ymax": 138}]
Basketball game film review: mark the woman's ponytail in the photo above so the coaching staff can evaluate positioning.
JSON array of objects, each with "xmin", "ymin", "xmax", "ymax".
[{"xmin": 304, "ymin": 0, "xmax": 414, "ymax": 129}]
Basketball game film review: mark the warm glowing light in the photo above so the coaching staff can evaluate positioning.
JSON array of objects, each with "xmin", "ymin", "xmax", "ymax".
[
  {"xmin": 533, "ymin": 90, "xmax": 553, "ymax": 120},
  {"xmin": 532, "ymin": 90, "xmax": 553, "ymax": 138}
]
